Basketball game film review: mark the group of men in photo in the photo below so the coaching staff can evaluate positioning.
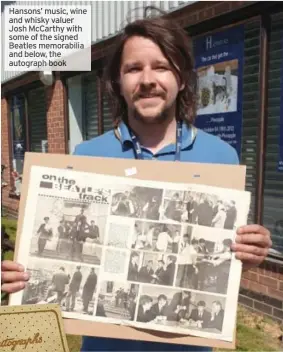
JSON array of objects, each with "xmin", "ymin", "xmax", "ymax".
[
  {"xmin": 164, "ymin": 192, "xmax": 237, "ymax": 230},
  {"xmin": 35, "ymin": 208, "xmax": 100, "ymax": 261},
  {"xmin": 128, "ymin": 252, "xmax": 176, "ymax": 286},
  {"xmin": 24, "ymin": 265, "xmax": 98, "ymax": 315},
  {"xmin": 132, "ymin": 222, "xmax": 181, "ymax": 253},
  {"xmin": 137, "ymin": 290, "xmax": 224, "ymax": 332},
  {"xmin": 177, "ymin": 236, "xmax": 232, "ymax": 294}
]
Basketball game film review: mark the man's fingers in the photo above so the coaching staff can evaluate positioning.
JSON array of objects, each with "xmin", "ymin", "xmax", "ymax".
[
  {"xmin": 235, "ymin": 252, "xmax": 265, "ymax": 266},
  {"xmin": 232, "ymin": 243, "xmax": 269, "ymax": 258},
  {"xmin": 1, "ymin": 260, "xmax": 25, "ymax": 272},
  {"xmin": 1, "ymin": 282, "xmax": 27, "ymax": 294},
  {"xmin": 237, "ymin": 224, "xmax": 270, "ymax": 236},
  {"xmin": 235, "ymin": 234, "xmax": 272, "ymax": 248},
  {"xmin": 1, "ymin": 271, "xmax": 30, "ymax": 283}
]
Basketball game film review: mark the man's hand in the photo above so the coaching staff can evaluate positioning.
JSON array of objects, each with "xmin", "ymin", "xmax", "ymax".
[
  {"xmin": 1, "ymin": 260, "xmax": 30, "ymax": 293},
  {"xmin": 231, "ymin": 225, "xmax": 272, "ymax": 271}
]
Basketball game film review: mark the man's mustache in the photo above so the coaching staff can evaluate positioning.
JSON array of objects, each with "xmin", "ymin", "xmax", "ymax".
[{"xmin": 133, "ymin": 91, "xmax": 166, "ymax": 101}]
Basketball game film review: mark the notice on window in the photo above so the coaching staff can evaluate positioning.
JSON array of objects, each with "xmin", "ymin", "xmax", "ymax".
[
  {"xmin": 4, "ymin": 5, "xmax": 91, "ymax": 71},
  {"xmin": 194, "ymin": 26, "xmax": 245, "ymax": 158}
]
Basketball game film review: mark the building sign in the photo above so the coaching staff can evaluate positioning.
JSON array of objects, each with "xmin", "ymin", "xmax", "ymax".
[
  {"xmin": 278, "ymin": 36, "xmax": 283, "ymax": 172},
  {"xmin": 194, "ymin": 25, "xmax": 245, "ymax": 158}
]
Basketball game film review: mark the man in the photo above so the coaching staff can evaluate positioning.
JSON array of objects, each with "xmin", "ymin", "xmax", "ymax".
[
  {"xmin": 127, "ymin": 252, "xmax": 139, "ymax": 281},
  {"xmin": 46, "ymin": 267, "xmax": 69, "ymax": 305},
  {"xmin": 137, "ymin": 295, "xmax": 154, "ymax": 323},
  {"xmin": 82, "ymin": 268, "xmax": 97, "ymax": 314},
  {"xmin": 224, "ymin": 200, "xmax": 237, "ymax": 230},
  {"xmin": 36, "ymin": 217, "xmax": 53, "ymax": 256},
  {"xmin": 1, "ymin": 11, "xmax": 272, "ymax": 352},
  {"xmin": 208, "ymin": 301, "xmax": 224, "ymax": 331},
  {"xmin": 189, "ymin": 301, "xmax": 211, "ymax": 329},
  {"xmin": 158, "ymin": 255, "xmax": 176, "ymax": 286},
  {"xmin": 66, "ymin": 266, "xmax": 82, "ymax": 312},
  {"xmin": 150, "ymin": 294, "xmax": 168, "ymax": 319},
  {"xmin": 155, "ymin": 225, "xmax": 173, "ymax": 252},
  {"xmin": 167, "ymin": 290, "xmax": 191, "ymax": 321},
  {"xmin": 87, "ymin": 220, "xmax": 100, "ymax": 241},
  {"xmin": 138, "ymin": 260, "xmax": 154, "ymax": 283}
]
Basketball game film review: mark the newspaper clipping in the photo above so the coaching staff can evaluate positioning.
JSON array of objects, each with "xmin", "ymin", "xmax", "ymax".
[{"xmin": 10, "ymin": 166, "xmax": 251, "ymax": 342}]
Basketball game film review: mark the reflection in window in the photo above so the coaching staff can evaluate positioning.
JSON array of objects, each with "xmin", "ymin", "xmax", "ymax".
[{"xmin": 10, "ymin": 95, "xmax": 26, "ymax": 196}]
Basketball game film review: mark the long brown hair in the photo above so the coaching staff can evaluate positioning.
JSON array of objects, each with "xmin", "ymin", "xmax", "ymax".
[{"xmin": 104, "ymin": 6, "xmax": 197, "ymax": 127}]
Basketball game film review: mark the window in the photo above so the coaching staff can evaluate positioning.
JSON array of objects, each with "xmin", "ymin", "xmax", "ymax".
[
  {"xmin": 263, "ymin": 12, "xmax": 283, "ymax": 257},
  {"xmin": 10, "ymin": 94, "xmax": 27, "ymax": 195}
]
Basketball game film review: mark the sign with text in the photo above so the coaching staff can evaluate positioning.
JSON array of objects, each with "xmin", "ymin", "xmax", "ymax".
[
  {"xmin": 0, "ymin": 304, "xmax": 69, "ymax": 352},
  {"xmin": 194, "ymin": 25, "xmax": 245, "ymax": 158},
  {"xmin": 278, "ymin": 36, "xmax": 283, "ymax": 172}
]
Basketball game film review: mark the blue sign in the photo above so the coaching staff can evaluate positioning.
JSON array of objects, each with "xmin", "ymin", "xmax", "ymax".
[
  {"xmin": 278, "ymin": 36, "xmax": 283, "ymax": 172},
  {"xmin": 194, "ymin": 25, "xmax": 244, "ymax": 157}
]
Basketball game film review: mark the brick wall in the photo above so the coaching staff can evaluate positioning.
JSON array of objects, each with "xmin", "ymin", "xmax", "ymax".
[
  {"xmin": 239, "ymin": 261, "xmax": 283, "ymax": 323},
  {"xmin": 46, "ymin": 76, "xmax": 67, "ymax": 154},
  {"xmin": 1, "ymin": 97, "xmax": 20, "ymax": 213}
]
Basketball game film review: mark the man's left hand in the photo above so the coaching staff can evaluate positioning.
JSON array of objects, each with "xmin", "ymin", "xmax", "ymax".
[{"xmin": 231, "ymin": 225, "xmax": 272, "ymax": 271}]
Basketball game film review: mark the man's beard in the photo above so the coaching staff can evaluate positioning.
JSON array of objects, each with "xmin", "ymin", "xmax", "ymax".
[{"xmin": 132, "ymin": 105, "xmax": 172, "ymax": 125}]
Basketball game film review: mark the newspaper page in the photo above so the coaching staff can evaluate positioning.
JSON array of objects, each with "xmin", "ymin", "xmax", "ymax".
[{"xmin": 10, "ymin": 166, "xmax": 251, "ymax": 342}]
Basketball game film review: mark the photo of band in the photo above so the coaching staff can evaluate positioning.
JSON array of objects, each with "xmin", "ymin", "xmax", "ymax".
[
  {"xmin": 22, "ymin": 258, "xmax": 99, "ymax": 316},
  {"xmin": 132, "ymin": 220, "xmax": 181, "ymax": 253},
  {"xmin": 29, "ymin": 196, "xmax": 107, "ymax": 264},
  {"xmin": 161, "ymin": 190, "xmax": 238, "ymax": 230},
  {"xmin": 176, "ymin": 226, "xmax": 232, "ymax": 294},
  {"xmin": 136, "ymin": 286, "xmax": 226, "ymax": 334},
  {"xmin": 110, "ymin": 186, "xmax": 163, "ymax": 220},
  {"xmin": 95, "ymin": 281, "xmax": 139, "ymax": 321}
]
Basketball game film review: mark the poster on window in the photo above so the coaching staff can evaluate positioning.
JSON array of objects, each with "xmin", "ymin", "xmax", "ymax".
[
  {"xmin": 194, "ymin": 25, "xmax": 244, "ymax": 158},
  {"xmin": 278, "ymin": 36, "xmax": 283, "ymax": 172}
]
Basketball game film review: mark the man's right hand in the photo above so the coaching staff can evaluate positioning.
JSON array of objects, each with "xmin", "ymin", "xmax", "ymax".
[{"xmin": 1, "ymin": 260, "xmax": 30, "ymax": 293}]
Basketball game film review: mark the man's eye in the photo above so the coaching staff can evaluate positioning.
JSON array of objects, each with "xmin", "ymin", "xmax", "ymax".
[
  {"xmin": 156, "ymin": 66, "xmax": 168, "ymax": 71},
  {"xmin": 128, "ymin": 67, "xmax": 140, "ymax": 73}
]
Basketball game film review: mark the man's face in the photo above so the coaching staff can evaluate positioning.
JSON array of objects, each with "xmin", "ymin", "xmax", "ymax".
[
  {"xmin": 159, "ymin": 298, "xmax": 166, "ymax": 308},
  {"xmin": 119, "ymin": 36, "xmax": 183, "ymax": 124},
  {"xmin": 198, "ymin": 305, "xmax": 204, "ymax": 314}
]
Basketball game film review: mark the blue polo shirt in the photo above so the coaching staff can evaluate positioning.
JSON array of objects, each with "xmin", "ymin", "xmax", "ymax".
[{"xmin": 74, "ymin": 121, "xmax": 239, "ymax": 352}]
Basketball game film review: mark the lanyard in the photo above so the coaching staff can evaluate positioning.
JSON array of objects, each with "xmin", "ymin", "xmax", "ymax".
[{"xmin": 129, "ymin": 120, "xmax": 183, "ymax": 161}]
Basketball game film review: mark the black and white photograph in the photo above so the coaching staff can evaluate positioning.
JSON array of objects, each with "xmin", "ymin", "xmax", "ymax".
[
  {"xmin": 95, "ymin": 281, "xmax": 139, "ymax": 321},
  {"xmin": 127, "ymin": 251, "xmax": 177, "ymax": 286},
  {"xmin": 197, "ymin": 60, "xmax": 238, "ymax": 114},
  {"xmin": 161, "ymin": 189, "xmax": 238, "ymax": 230},
  {"xmin": 161, "ymin": 191, "xmax": 187, "ymax": 222},
  {"xmin": 132, "ymin": 220, "xmax": 181, "ymax": 253},
  {"xmin": 136, "ymin": 286, "xmax": 226, "ymax": 334},
  {"xmin": 11, "ymin": 165, "xmax": 249, "ymax": 341},
  {"xmin": 110, "ymin": 186, "xmax": 163, "ymax": 220},
  {"xmin": 29, "ymin": 196, "xmax": 107, "ymax": 264},
  {"xmin": 175, "ymin": 226, "xmax": 232, "ymax": 294},
  {"xmin": 22, "ymin": 258, "xmax": 99, "ymax": 316}
]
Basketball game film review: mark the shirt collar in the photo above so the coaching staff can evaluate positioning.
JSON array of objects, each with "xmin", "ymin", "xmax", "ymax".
[{"xmin": 116, "ymin": 121, "xmax": 197, "ymax": 151}]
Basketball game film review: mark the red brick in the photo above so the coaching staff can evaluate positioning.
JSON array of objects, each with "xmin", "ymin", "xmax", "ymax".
[
  {"xmin": 213, "ymin": 1, "xmax": 231, "ymax": 15},
  {"xmin": 267, "ymin": 287, "xmax": 283, "ymax": 301},
  {"xmin": 242, "ymin": 270, "xmax": 258, "ymax": 282},
  {"xmin": 258, "ymin": 275, "xmax": 278, "ymax": 289},
  {"xmin": 240, "ymin": 278, "xmax": 250, "ymax": 290},
  {"xmin": 249, "ymin": 281, "xmax": 268, "ymax": 295},
  {"xmin": 46, "ymin": 78, "xmax": 67, "ymax": 154}
]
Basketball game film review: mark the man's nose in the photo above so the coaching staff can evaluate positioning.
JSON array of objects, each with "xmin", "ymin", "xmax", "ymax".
[{"xmin": 140, "ymin": 68, "xmax": 156, "ymax": 87}]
